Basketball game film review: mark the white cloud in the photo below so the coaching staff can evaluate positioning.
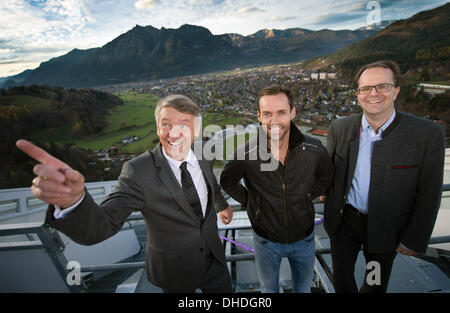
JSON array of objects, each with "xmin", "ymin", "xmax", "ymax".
[
  {"xmin": 267, "ymin": 16, "xmax": 297, "ymax": 22},
  {"xmin": 0, "ymin": 0, "xmax": 95, "ymax": 44},
  {"xmin": 0, "ymin": 0, "xmax": 447, "ymax": 77},
  {"xmin": 236, "ymin": 6, "xmax": 265, "ymax": 15},
  {"xmin": 0, "ymin": 48, "xmax": 16, "ymax": 54},
  {"xmin": 0, "ymin": 0, "xmax": 101, "ymax": 76},
  {"xmin": 134, "ymin": 0, "xmax": 159, "ymax": 10}
]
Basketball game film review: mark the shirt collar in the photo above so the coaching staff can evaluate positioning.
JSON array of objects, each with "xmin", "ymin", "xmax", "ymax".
[
  {"xmin": 161, "ymin": 146, "xmax": 196, "ymax": 169},
  {"xmin": 361, "ymin": 109, "xmax": 396, "ymax": 135}
]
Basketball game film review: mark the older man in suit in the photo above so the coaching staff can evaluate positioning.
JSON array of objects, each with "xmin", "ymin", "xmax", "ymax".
[
  {"xmin": 16, "ymin": 94, "xmax": 234, "ymax": 293},
  {"xmin": 324, "ymin": 60, "xmax": 445, "ymax": 293}
]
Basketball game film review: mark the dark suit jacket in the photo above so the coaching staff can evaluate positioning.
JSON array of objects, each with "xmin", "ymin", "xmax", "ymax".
[
  {"xmin": 45, "ymin": 143, "xmax": 229, "ymax": 292},
  {"xmin": 324, "ymin": 112, "xmax": 445, "ymax": 253}
]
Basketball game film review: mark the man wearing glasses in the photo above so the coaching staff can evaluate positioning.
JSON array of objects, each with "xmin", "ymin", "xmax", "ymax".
[{"xmin": 323, "ymin": 60, "xmax": 445, "ymax": 292}]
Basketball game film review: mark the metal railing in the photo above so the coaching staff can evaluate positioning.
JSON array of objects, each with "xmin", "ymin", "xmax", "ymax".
[
  {"xmin": 0, "ymin": 184, "xmax": 449, "ymax": 292},
  {"xmin": 1, "ymin": 177, "xmax": 448, "ymax": 222},
  {"xmin": 1, "ymin": 219, "xmax": 448, "ymax": 293},
  {"xmin": 72, "ymin": 229, "xmax": 450, "ymax": 275},
  {"xmin": 0, "ymin": 181, "xmax": 117, "ymax": 222}
]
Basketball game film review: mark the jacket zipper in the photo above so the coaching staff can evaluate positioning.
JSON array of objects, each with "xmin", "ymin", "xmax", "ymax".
[{"xmin": 275, "ymin": 144, "xmax": 301, "ymax": 243}]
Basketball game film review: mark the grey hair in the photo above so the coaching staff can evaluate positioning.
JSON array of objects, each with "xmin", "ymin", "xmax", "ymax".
[{"xmin": 154, "ymin": 94, "xmax": 201, "ymax": 125}]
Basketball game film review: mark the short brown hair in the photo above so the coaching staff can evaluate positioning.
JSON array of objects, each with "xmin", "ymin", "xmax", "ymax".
[
  {"xmin": 257, "ymin": 85, "xmax": 294, "ymax": 111},
  {"xmin": 355, "ymin": 60, "xmax": 401, "ymax": 87},
  {"xmin": 154, "ymin": 94, "xmax": 200, "ymax": 124}
]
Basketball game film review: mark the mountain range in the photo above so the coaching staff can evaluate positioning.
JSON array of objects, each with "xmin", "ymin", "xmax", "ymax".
[
  {"xmin": 306, "ymin": 3, "xmax": 450, "ymax": 77},
  {"xmin": 3, "ymin": 2, "xmax": 448, "ymax": 89},
  {"xmin": 2, "ymin": 24, "xmax": 381, "ymax": 88}
]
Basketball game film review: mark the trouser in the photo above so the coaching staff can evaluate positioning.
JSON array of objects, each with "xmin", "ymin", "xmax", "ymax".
[
  {"xmin": 253, "ymin": 231, "xmax": 315, "ymax": 293},
  {"xmin": 330, "ymin": 203, "xmax": 397, "ymax": 293},
  {"xmin": 163, "ymin": 253, "xmax": 233, "ymax": 293}
]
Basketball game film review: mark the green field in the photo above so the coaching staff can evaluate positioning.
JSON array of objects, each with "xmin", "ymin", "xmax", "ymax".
[
  {"xmin": 202, "ymin": 111, "xmax": 251, "ymax": 128},
  {"xmin": 71, "ymin": 91, "xmax": 160, "ymax": 153},
  {"xmin": 33, "ymin": 90, "xmax": 258, "ymax": 154}
]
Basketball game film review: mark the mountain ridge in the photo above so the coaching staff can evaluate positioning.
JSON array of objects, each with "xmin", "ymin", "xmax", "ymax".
[
  {"xmin": 3, "ymin": 24, "xmax": 380, "ymax": 88},
  {"xmin": 305, "ymin": 3, "xmax": 450, "ymax": 79}
]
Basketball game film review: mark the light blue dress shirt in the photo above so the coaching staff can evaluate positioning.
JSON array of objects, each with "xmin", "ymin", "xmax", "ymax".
[{"xmin": 346, "ymin": 110, "xmax": 396, "ymax": 213}]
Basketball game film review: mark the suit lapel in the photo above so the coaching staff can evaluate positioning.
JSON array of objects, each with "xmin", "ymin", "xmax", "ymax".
[
  {"xmin": 345, "ymin": 115, "xmax": 363, "ymax": 195},
  {"xmin": 153, "ymin": 144, "xmax": 201, "ymax": 225},
  {"xmin": 375, "ymin": 113, "xmax": 403, "ymax": 167},
  {"xmin": 346, "ymin": 139, "xmax": 360, "ymax": 196}
]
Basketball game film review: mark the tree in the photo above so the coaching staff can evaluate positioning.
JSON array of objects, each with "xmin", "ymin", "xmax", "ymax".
[
  {"xmin": 72, "ymin": 121, "xmax": 84, "ymax": 138},
  {"xmin": 419, "ymin": 69, "xmax": 431, "ymax": 82}
]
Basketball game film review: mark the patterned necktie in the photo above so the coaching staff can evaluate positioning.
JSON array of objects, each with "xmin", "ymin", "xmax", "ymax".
[{"xmin": 179, "ymin": 161, "xmax": 203, "ymax": 221}]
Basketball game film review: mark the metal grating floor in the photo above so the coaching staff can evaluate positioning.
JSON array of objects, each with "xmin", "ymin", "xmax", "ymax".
[{"xmin": 84, "ymin": 215, "xmax": 449, "ymax": 293}]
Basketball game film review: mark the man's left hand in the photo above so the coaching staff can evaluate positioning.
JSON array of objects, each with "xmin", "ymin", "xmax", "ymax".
[
  {"xmin": 219, "ymin": 206, "xmax": 233, "ymax": 225},
  {"xmin": 396, "ymin": 244, "xmax": 417, "ymax": 256}
]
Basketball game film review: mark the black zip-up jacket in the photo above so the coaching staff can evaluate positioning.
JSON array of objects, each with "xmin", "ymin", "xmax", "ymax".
[{"xmin": 220, "ymin": 122, "xmax": 334, "ymax": 243}]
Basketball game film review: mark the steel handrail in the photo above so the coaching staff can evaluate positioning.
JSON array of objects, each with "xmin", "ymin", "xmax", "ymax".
[
  {"xmin": 1, "ymin": 185, "xmax": 449, "ymax": 274},
  {"xmin": 76, "ymin": 234, "xmax": 450, "ymax": 273}
]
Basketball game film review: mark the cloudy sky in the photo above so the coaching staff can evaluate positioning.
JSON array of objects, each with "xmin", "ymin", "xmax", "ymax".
[{"xmin": 0, "ymin": 0, "xmax": 448, "ymax": 77}]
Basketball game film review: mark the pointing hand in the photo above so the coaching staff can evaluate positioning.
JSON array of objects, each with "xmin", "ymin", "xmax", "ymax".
[{"xmin": 16, "ymin": 140, "xmax": 85, "ymax": 208}]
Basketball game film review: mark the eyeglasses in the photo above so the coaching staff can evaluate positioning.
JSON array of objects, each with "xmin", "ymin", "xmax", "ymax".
[{"xmin": 357, "ymin": 83, "xmax": 395, "ymax": 95}]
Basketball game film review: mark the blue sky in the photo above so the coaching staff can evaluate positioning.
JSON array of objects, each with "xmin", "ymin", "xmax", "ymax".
[{"xmin": 0, "ymin": 0, "xmax": 448, "ymax": 77}]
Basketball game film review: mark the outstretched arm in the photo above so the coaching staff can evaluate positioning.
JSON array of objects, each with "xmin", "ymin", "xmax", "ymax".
[{"xmin": 17, "ymin": 139, "xmax": 143, "ymax": 245}]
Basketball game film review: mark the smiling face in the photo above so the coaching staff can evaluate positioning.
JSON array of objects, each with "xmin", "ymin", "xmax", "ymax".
[
  {"xmin": 157, "ymin": 106, "xmax": 196, "ymax": 161},
  {"xmin": 356, "ymin": 67, "xmax": 400, "ymax": 120},
  {"xmin": 257, "ymin": 93, "xmax": 296, "ymax": 142}
]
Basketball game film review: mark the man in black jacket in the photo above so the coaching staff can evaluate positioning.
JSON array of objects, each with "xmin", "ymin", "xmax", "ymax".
[
  {"xmin": 220, "ymin": 85, "xmax": 334, "ymax": 293},
  {"xmin": 324, "ymin": 60, "xmax": 445, "ymax": 293}
]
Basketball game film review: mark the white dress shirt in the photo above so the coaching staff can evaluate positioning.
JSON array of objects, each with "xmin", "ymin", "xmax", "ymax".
[
  {"xmin": 346, "ymin": 110, "xmax": 396, "ymax": 213},
  {"xmin": 54, "ymin": 147, "xmax": 209, "ymax": 219},
  {"xmin": 162, "ymin": 147, "xmax": 208, "ymax": 217}
]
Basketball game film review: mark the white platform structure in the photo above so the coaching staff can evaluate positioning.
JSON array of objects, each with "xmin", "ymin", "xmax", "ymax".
[{"xmin": 0, "ymin": 150, "xmax": 449, "ymax": 293}]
